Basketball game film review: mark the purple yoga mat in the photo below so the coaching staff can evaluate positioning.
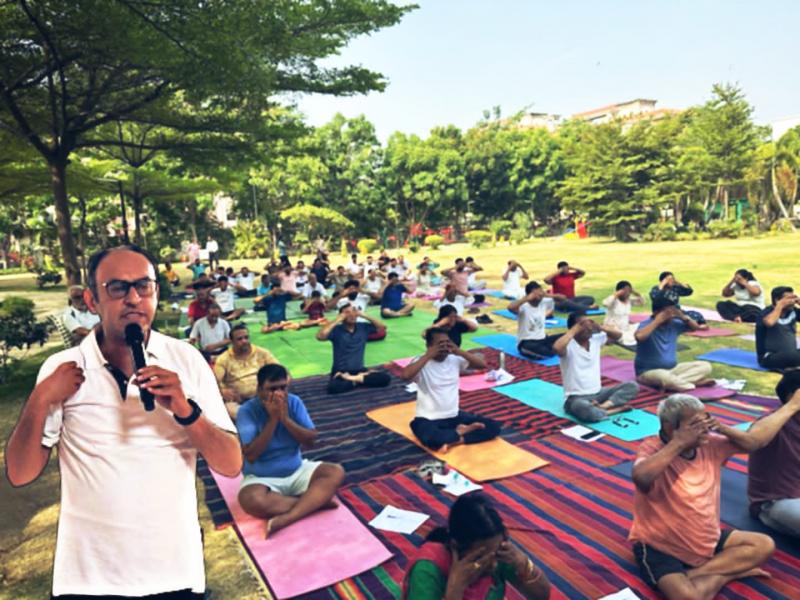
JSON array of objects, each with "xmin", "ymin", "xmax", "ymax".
[
  {"xmin": 730, "ymin": 394, "xmax": 781, "ymax": 410},
  {"xmin": 686, "ymin": 327, "xmax": 736, "ymax": 338},
  {"xmin": 600, "ymin": 356, "xmax": 734, "ymax": 399}
]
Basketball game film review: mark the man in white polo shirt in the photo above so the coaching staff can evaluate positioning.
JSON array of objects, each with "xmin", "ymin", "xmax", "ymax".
[
  {"xmin": 6, "ymin": 245, "xmax": 242, "ymax": 599},
  {"xmin": 62, "ymin": 285, "xmax": 101, "ymax": 345},
  {"xmin": 554, "ymin": 312, "xmax": 639, "ymax": 422}
]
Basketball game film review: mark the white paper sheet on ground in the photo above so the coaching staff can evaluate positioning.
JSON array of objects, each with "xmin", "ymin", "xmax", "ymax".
[
  {"xmin": 598, "ymin": 588, "xmax": 640, "ymax": 600},
  {"xmin": 484, "ymin": 368, "xmax": 515, "ymax": 386},
  {"xmin": 716, "ymin": 378, "xmax": 747, "ymax": 391},
  {"xmin": 405, "ymin": 383, "xmax": 419, "ymax": 393},
  {"xmin": 561, "ymin": 424, "xmax": 606, "ymax": 442},
  {"xmin": 369, "ymin": 505, "xmax": 429, "ymax": 534},
  {"xmin": 432, "ymin": 470, "xmax": 483, "ymax": 496}
]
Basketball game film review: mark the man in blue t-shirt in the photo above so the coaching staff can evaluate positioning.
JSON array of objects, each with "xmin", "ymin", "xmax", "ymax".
[
  {"xmin": 379, "ymin": 272, "xmax": 414, "ymax": 318},
  {"xmin": 258, "ymin": 281, "xmax": 302, "ymax": 333},
  {"xmin": 634, "ymin": 298, "xmax": 713, "ymax": 392},
  {"xmin": 317, "ymin": 304, "xmax": 391, "ymax": 394},
  {"xmin": 236, "ymin": 364, "xmax": 345, "ymax": 537}
]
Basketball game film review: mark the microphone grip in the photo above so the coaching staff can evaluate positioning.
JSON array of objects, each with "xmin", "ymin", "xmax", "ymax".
[{"xmin": 130, "ymin": 343, "xmax": 156, "ymax": 411}]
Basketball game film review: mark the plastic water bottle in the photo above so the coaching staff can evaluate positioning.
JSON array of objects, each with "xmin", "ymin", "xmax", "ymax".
[{"xmin": 499, "ymin": 351, "xmax": 506, "ymax": 371}]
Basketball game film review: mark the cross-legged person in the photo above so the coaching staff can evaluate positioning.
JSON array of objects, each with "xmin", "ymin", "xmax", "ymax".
[
  {"xmin": 650, "ymin": 271, "xmax": 704, "ymax": 323},
  {"xmin": 430, "ymin": 305, "xmax": 478, "ymax": 347},
  {"xmin": 554, "ymin": 312, "xmax": 639, "ymax": 422},
  {"xmin": 188, "ymin": 302, "xmax": 231, "ymax": 361},
  {"xmin": 717, "ymin": 269, "xmax": 765, "ymax": 323},
  {"xmin": 61, "ymin": 285, "xmax": 101, "ymax": 345},
  {"xmin": 299, "ymin": 291, "xmax": 329, "ymax": 328},
  {"xmin": 508, "ymin": 281, "xmax": 564, "ymax": 360},
  {"xmin": 258, "ymin": 283, "xmax": 302, "ymax": 333},
  {"xmin": 465, "ymin": 256, "xmax": 486, "ymax": 290},
  {"xmin": 237, "ymin": 364, "xmax": 345, "ymax": 538},
  {"xmin": 755, "ymin": 286, "xmax": 800, "ymax": 371},
  {"xmin": 433, "ymin": 284, "xmax": 471, "ymax": 316},
  {"xmin": 628, "ymin": 392, "xmax": 800, "ymax": 598},
  {"xmin": 544, "ymin": 261, "xmax": 595, "ymax": 313},
  {"xmin": 233, "ymin": 266, "xmax": 259, "ymax": 298},
  {"xmin": 635, "ymin": 299, "xmax": 713, "ymax": 392},
  {"xmin": 603, "ymin": 280, "xmax": 645, "ymax": 347},
  {"xmin": 317, "ymin": 305, "xmax": 391, "ymax": 394},
  {"xmin": 380, "ymin": 272, "xmax": 414, "ymax": 317},
  {"xmin": 502, "ymin": 260, "xmax": 529, "ymax": 300},
  {"xmin": 748, "ymin": 370, "xmax": 800, "ymax": 537},
  {"xmin": 214, "ymin": 323, "xmax": 278, "ymax": 419},
  {"xmin": 401, "ymin": 328, "xmax": 501, "ymax": 452},
  {"xmin": 211, "ymin": 275, "xmax": 245, "ymax": 321}
]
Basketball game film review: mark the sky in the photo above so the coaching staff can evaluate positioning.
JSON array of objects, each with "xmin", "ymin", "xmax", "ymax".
[{"xmin": 296, "ymin": 0, "xmax": 800, "ymax": 141}]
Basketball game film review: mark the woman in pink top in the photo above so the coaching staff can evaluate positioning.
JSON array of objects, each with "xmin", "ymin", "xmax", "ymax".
[{"xmin": 629, "ymin": 393, "xmax": 800, "ymax": 599}]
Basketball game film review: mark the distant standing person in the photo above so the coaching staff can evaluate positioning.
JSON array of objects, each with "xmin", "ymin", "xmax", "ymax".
[
  {"xmin": 717, "ymin": 269, "xmax": 765, "ymax": 323},
  {"xmin": 206, "ymin": 234, "xmax": 219, "ymax": 270},
  {"xmin": 755, "ymin": 286, "xmax": 800, "ymax": 371},
  {"xmin": 544, "ymin": 261, "xmax": 595, "ymax": 313},
  {"xmin": 603, "ymin": 280, "xmax": 645, "ymax": 347},
  {"xmin": 187, "ymin": 237, "xmax": 200, "ymax": 264}
]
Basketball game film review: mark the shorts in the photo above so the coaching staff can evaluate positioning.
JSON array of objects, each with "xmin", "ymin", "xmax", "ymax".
[
  {"xmin": 633, "ymin": 530, "xmax": 732, "ymax": 588},
  {"xmin": 239, "ymin": 460, "xmax": 322, "ymax": 497}
]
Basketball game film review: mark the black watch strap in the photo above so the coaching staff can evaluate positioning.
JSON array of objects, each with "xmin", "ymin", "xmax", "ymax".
[{"xmin": 174, "ymin": 398, "xmax": 202, "ymax": 426}]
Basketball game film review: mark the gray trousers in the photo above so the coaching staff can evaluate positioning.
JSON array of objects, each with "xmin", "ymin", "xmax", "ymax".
[{"xmin": 564, "ymin": 382, "xmax": 639, "ymax": 422}]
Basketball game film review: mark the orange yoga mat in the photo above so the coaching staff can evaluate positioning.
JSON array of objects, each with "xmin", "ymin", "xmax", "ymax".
[{"xmin": 366, "ymin": 402, "xmax": 548, "ymax": 481}]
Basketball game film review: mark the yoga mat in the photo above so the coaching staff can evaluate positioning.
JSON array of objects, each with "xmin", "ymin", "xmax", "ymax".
[
  {"xmin": 629, "ymin": 313, "xmax": 650, "ymax": 323},
  {"xmin": 686, "ymin": 327, "xmax": 737, "ymax": 338},
  {"xmin": 696, "ymin": 348, "xmax": 768, "ymax": 372},
  {"xmin": 483, "ymin": 289, "xmax": 507, "ymax": 299},
  {"xmin": 492, "ymin": 309, "xmax": 567, "ymax": 328},
  {"xmin": 472, "ymin": 333, "xmax": 560, "ymax": 366},
  {"xmin": 210, "ymin": 471, "xmax": 393, "ymax": 599},
  {"xmin": 493, "ymin": 379, "xmax": 661, "ymax": 442},
  {"xmin": 682, "ymin": 306, "xmax": 724, "ymax": 322},
  {"xmin": 599, "ymin": 356, "xmax": 734, "ymax": 400},
  {"xmin": 366, "ymin": 401, "xmax": 549, "ymax": 481},
  {"xmin": 458, "ymin": 372, "xmax": 511, "ymax": 392}
]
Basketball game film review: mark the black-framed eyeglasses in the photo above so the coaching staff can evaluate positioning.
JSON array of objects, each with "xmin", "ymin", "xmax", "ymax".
[{"xmin": 102, "ymin": 278, "xmax": 157, "ymax": 300}]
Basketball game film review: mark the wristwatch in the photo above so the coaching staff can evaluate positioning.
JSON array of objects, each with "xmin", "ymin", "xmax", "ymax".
[{"xmin": 174, "ymin": 398, "xmax": 202, "ymax": 426}]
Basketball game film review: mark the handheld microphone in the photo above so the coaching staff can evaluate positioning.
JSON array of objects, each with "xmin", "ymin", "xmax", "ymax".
[{"xmin": 124, "ymin": 323, "xmax": 156, "ymax": 411}]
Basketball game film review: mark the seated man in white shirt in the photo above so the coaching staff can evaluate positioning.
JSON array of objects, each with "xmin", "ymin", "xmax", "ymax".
[
  {"xmin": 502, "ymin": 260, "xmax": 529, "ymax": 300},
  {"xmin": 188, "ymin": 302, "xmax": 231, "ymax": 361},
  {"xmin": 300, "ymin": 273, "xmax": 327, "ymax": 299},
  {"xmin": 294, "ymin": 260, "xmax": 309, "ymax": 288},
  {"xmin": 508, "ymin": 281, "xmax": 566, "ymax": 360},
  {"xmin": 62, "ymin": 285, "xmax": 101, "ymax": 345},
  {"xmin": 233, "ymin": 266, "xmax": 259, "ymax": 297},
  {"xmin": 433, "ymin": 284, "xmax": 472, "ymax": 316},
  {"xmin": 465, "ymin": 257, "xmax": 486, "ymax": 290},
  {"xmin": 362, "ymin": 269, "xmax": 385, "ymax": 304},
  {"xmin": 554, "ymin": 312, "xmax": 639, "ymax": 422},
  {"xmin": 347, "ymin": 253, "xmax": 362, "ymax": 278},
  {"xmin": 211, "ymin": 276, "xmax": 244, "ymax": 321},
  {"xmin": 401, "ymin": 328, "xmax": 501, "ymax": 452}
]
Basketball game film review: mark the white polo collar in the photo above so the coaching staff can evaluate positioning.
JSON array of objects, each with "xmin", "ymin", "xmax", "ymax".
[{"xmin": 79, "ymin": 327, "xmax": 166, "ymax": 369}]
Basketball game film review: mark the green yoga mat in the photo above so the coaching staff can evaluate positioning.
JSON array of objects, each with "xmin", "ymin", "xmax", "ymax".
[
  {"xmin": 247, "ymin": 307, "xmax": 482, "ymax": 378},
  {"xmin": 493, "ymin": 379, "xmax": 661, "ymax": 442}
]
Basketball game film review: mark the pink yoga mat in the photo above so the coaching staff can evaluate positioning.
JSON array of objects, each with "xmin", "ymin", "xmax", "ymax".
[
  {"xmin": 629, "ymin": 313, "xmax": 650, "ymax": 323},
  {"xmin": 600, "ymin": 356, "xmax": 734, "ymax": 399},
  {"xmin": 211, "ymin": 471, "xmax": 392, "ymax": 599},
  {"xmin": 393, "ymin": 356, "xmax": 416, "ymax": 368},
  {"xmin": 458, "ymin": 372, "xmax": 506, "ymax": 391},
  {"xmin": 686, "ymin": 327, "xmax": 736, "ymax": 338}
]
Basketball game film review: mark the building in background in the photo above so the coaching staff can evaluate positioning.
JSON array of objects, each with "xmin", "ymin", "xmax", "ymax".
[{"xmin": 572, "ymin": 98, "xmax": 680, "ymax": 127}]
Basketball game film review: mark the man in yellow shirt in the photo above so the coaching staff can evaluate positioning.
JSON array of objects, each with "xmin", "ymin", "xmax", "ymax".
[
  {"xmin": 163, "ymin": 261, "xmax": 180, "ymax": 286},
  {"xmin": 214, "ymin": 324, "xmax": 278, "ymax": 418}
]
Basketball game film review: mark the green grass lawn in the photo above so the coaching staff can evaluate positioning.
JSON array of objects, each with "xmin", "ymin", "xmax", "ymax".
[{"xmin": 1, "ymin": 233, "xmax": 798, "ymax": 598}]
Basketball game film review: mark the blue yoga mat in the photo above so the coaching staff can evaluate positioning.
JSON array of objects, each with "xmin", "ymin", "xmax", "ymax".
[
  {"xmin": 610, "ymin": 462, "xmax": 799, "ymax": 553},
  {"xmin": 483, "ymin": 289, "xmax": 508, "ymax": 299},
  {"xmin": 492, "ymin": 309, "xmax": 567, "ymax": 328},
  {"xmin": 696, "ymin": 349, "xmax": 768, "ymax": 372},
  {"xmin": 472, "ymin": 333, "xmax": 560, "ymax": 366},
  {"xmin": 494, "ymin": 379, "xmax": 661, "ymax": 442}
]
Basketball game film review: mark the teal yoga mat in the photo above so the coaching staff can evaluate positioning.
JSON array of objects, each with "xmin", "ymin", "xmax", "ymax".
[{"xmin": 493, "ymin": 379, "xmax": 661, "ymax": 442}]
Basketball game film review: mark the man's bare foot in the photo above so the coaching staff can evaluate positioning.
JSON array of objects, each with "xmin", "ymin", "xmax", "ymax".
[
  {"xmin": 266, "ymin": 513, "xmax": 291, "ymax": 537},
  {"xmin": 736, "ymin": 567, "xmax": 771, "ymax": 579},
  {"xmin": 456, "ymin": 422, "xmax": 486, "ymax": 437},
  {"xmin": 696, "ymin": 378, "xmax": 717, "ymax": 387}
]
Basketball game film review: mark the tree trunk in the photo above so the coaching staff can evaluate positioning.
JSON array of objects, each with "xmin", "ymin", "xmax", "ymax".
[
  {"xmin": 770, "ymin": 165, "xmax": 794, "ymax": 225},
  {"xmin": 78, "ymin": 195, "xmax": 89, "ymax": 282},
  {"xmin": 132, "ymin": 189, "xmax": 143, "ymax": 246},
  {"xmin": 188, "ymin": 198, "xmax": 198, "ymax": 240},
  {"xmin": 50, "ymin": 160, "xmax": 82, "ymax": 285}
]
